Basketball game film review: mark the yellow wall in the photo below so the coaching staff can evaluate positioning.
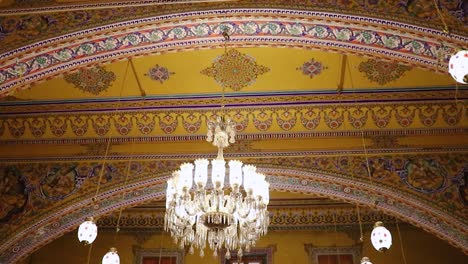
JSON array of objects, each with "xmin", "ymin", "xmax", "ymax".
[{"xmin": 27, "ymin": 225, "xmax": 467, "ymax": 264}]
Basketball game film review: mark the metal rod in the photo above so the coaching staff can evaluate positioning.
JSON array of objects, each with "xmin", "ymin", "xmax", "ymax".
[{"xmin": 129, "ymin": 58, "xmax": 147, "ymax": 97}]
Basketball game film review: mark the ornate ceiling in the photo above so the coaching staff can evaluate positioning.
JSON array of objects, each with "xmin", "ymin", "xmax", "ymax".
[{"xmin": 0, "ymin": 1, "xmax": 467, "ymax": 263}]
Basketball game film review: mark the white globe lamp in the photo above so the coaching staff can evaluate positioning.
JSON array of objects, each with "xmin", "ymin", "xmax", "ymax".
[
  {"xmin": 448, "ymin": 50, "xmax": 468, "ymax": 84},
  {"xmin": 77, "ymin": 217, "xmax": 98, "ymax": 245},
  {"xmin": 361, "ymin": 257, "xmax": 373, "ymax": 264},
  {"xmin": 102, "ymin": 247, "xmax": 120, "ymax": 264},
  {"xmin": 371, "ymin": 221, "xmax": 392, "ymax": 252}
]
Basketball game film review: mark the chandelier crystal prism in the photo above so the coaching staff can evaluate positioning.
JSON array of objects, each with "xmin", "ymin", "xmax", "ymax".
[{"xmin": 164, "ymin": 116, "xmax": 270, "ymax": 259}]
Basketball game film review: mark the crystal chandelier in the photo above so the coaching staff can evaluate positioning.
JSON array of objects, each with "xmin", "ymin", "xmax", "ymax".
[{"xmin": 164, "ymin": 116, "xmax": 270, "ymax": 259}]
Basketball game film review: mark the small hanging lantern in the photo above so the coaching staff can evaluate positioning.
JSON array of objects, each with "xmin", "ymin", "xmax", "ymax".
[
  {"xmin": 448, "ymin": 50, "xmax": 468, "ymax": 84},
  {"xmin": 371, "ymin": 221, "xmax": 392, "ymax": 252},
  {"xmin": 102, "ymin": 247, "xmax": 120, "ymax": 264},
  {"xmin": 361, "ymin": 257, "xmax": 373, "ymax": 264},
  {"xmin": 77, "ymin": 217, "xmax": 98, "ymax": 245}
]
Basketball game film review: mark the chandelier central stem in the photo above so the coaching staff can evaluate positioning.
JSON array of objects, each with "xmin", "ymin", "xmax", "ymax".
[{"xmin": 217, "ymin": 146, "xmax": 224, "ymax": 160}]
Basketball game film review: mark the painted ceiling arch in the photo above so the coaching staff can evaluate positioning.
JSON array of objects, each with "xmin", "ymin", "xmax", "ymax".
[
  {"xmin": 0, "ymin": 8, "xmax": 467, "ymax": 97},
  {"xmin": 0, "ymin": 1, "xmax": 467, "ymax": 263},
  {"xmin": 0, "ymin": 156, "xmax": 466, "ymax": 263}
]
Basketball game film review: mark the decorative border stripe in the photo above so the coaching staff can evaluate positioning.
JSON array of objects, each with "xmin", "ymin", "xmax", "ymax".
[{"xmin": 1, "ymin": 9, "xmax": 466, "ymax": 97}]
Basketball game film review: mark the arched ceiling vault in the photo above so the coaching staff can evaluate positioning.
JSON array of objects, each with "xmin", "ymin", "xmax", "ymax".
[
  {"xmin": 0, "ymin": 1, "xmax": 467, "ymax": 264},
  {"xmin": 0, "ymin": 7, "xmax": 466, "ymax": 97},
  {"xmin": 0, "ymin": 163, "xmax": 467, "ymax": 264}
]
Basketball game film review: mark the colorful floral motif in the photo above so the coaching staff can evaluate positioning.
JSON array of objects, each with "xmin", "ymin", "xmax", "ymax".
[
  {"xmin": 297, "ymin": 59, "xmax": 327, "ymax": 78},
  {"xmin": 358, "ymin": 59, "xmax": 412, "ymax": 85},
  {"xmin": 201, "ymin": 49, "xmax": 270, "ymax": 91},
  {"xmin": 397, "ymin": 159, "xmax": 447, "ymax": 194},
  {"xmin": 39, "ymin": 165, "xmax": 77, "ymax": 201},
  {"xmin": 0, "ymin": 0, "xmax": 465, "ymax": 54},
  {"xmin": 1, "ymin": 11, "xmax": 465, "ymax": 95},
  {"xmin": 145, "ymin": 64, "xmax": 174, "ymax": 84},
  {"xmin": 0, "ymin": 101, "xmax": 464, "ymax": 139},
  {"xmin": 63, "ymin": 66, "xmax": 116, "ymax": 95}
]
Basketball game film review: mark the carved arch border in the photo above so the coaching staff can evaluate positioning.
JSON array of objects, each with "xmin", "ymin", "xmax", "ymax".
[
  {"xmin": 1, "ymin": 8, "xmax": 466, "ymax": 97},
  {"xmin": 0, "ymin": 166, "xmax": 466, "ymax": 263}
]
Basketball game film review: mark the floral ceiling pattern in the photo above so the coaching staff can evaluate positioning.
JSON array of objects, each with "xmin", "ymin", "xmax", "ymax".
[
  {"xmin": 63, "ymin": 66, "xmax": 116, "ymax": 95},
  {"xmin": 358, "ymin": 59, "xmax": 412, "ymax": 85},
  {"xmin": 0, "ymin": 0, "xmax": 465, "ymax": 53},
  {"xmin": 145, "ymin": 64, "xmax": 174, "ymax": 84},
  {"xmin": 297, "ymin": 59, "xmax": 327, "ymax": 78},
  {"xmin": 201, "ymin": 49, "xmax": 270, "ymax": 91}
]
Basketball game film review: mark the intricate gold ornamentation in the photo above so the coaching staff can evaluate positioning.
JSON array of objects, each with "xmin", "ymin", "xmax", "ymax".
[
  {"xmin": 201, "ymin": 49, "xmax": 270, "ymax": 91},
  {"xmin": 64, "ymin": 66, "xmax": 116, "ymax": 95},
  {"xmin": 358, "ymin": 59, "xmax": 411, "ymax": 85}
]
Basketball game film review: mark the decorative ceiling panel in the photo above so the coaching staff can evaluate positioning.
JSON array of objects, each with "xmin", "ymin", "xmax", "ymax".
[{"xmin": 0, "ymin": 10, "xmax": 465, "ymax": 97}]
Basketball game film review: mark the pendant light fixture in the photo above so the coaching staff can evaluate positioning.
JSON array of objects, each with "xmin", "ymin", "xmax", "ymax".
[
  {"xmin": 361, "ymin": 257, "xmax": 373, "ymax": 264},
  {"xmin": 371, "ymin": 221, "xmax": 392, "ymax": 252},
  {"xmin": 77, "ymin": 217, "xmax": 98, "ymax": 245},
  {"xmin": 77, "ymin": 59, "xmax": 131, "ymax": 262},
  {"xmin": 430, "ymin": 0, "xmax": 467, "ymax": 84},
  {"xmin": 448, "ymin": 50, "xmax": 468, "ymax": 84},
  {"xmin": 102, "ymin": 247, "xmax": 120, "ymax": 264},
  {"xmin": 76, "ymin": 136, "xmax": 111, "ymax": 245}
]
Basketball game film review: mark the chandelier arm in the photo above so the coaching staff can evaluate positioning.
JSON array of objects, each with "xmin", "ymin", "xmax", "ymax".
[
  {"xmin": 199, "ymin": 193, "xmax": 212, "ymax": 213},
  {"xmin": 236, "ymin": 205, "xmax": 252, "ymax": 219},
  {"xmin": 195, "ymin": 190, "xmax": 210, "ymax": 213},
  {"xmin": 236, "ymin": 196, "xmax": 254, "ymax": 218}
]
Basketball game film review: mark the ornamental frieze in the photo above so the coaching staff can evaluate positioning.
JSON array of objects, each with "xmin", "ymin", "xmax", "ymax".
[
  {"xmin": 0, "ymin": 99, "xmax": 465, "ymax": 141},
  {"xmin": 0, "ymin": 0, "xmax": 466, "ymax": 53}
]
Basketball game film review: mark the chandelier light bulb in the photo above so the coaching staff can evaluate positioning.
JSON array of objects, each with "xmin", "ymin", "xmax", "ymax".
[
  {"xmin": 194, "ymin": 159, "xmax": 209, "ymax": 187},
  {"xmin": 77, "ymin": 217, "xmax": 97, "ymax": 245},
  {"xmin": 102, "ymin": 247, "xmax": 120, "ymax": 264},
  {"xmin": 448, "ymin": 50, "xmax": 468, "ymax": 84},
  {"xmin": 371, "ymin": 221, "xmax": 392, "ymax": 252},
  {"xmin": 361, "ymin": 257, "xmax": 373, "ymax": 264}
]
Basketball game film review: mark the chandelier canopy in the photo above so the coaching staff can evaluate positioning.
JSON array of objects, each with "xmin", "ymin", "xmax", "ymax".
[{"xmin": 164, "ymin": 116, "xmax": 270, "ymax": 259}]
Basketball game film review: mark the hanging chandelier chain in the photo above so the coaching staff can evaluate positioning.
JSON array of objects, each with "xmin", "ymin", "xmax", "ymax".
[
  {"xmin": 79, "ymin": 60, "xmax": 132, "ymax": 264},
  {"xmin": 396, "ymin": 222, "xmax": 408, "ymax": 264},
  {"xmin": 221, "ymin": 28, "xmax": 229, "ymax": 114},
  {"xmin": 346, "ymin": 58, "xmax": 374, "ymax": 188},
  {"xmin": 432, "ymin": 0, "xmax": 449, "ymax": 34},
  {"xmin": 335, "ymin": 59, "xmax": 364, "ymax": 243},
  {"xmin": 113, "ymin": 140, "xmax": 136, "ymax": 244},
  {"xmin": 92, "ymin": 60, "xmax": 131, "ymax": 203},
  {"xmin": 86, "ymin": 243, "xmax": 94, "ymax": 264}
]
